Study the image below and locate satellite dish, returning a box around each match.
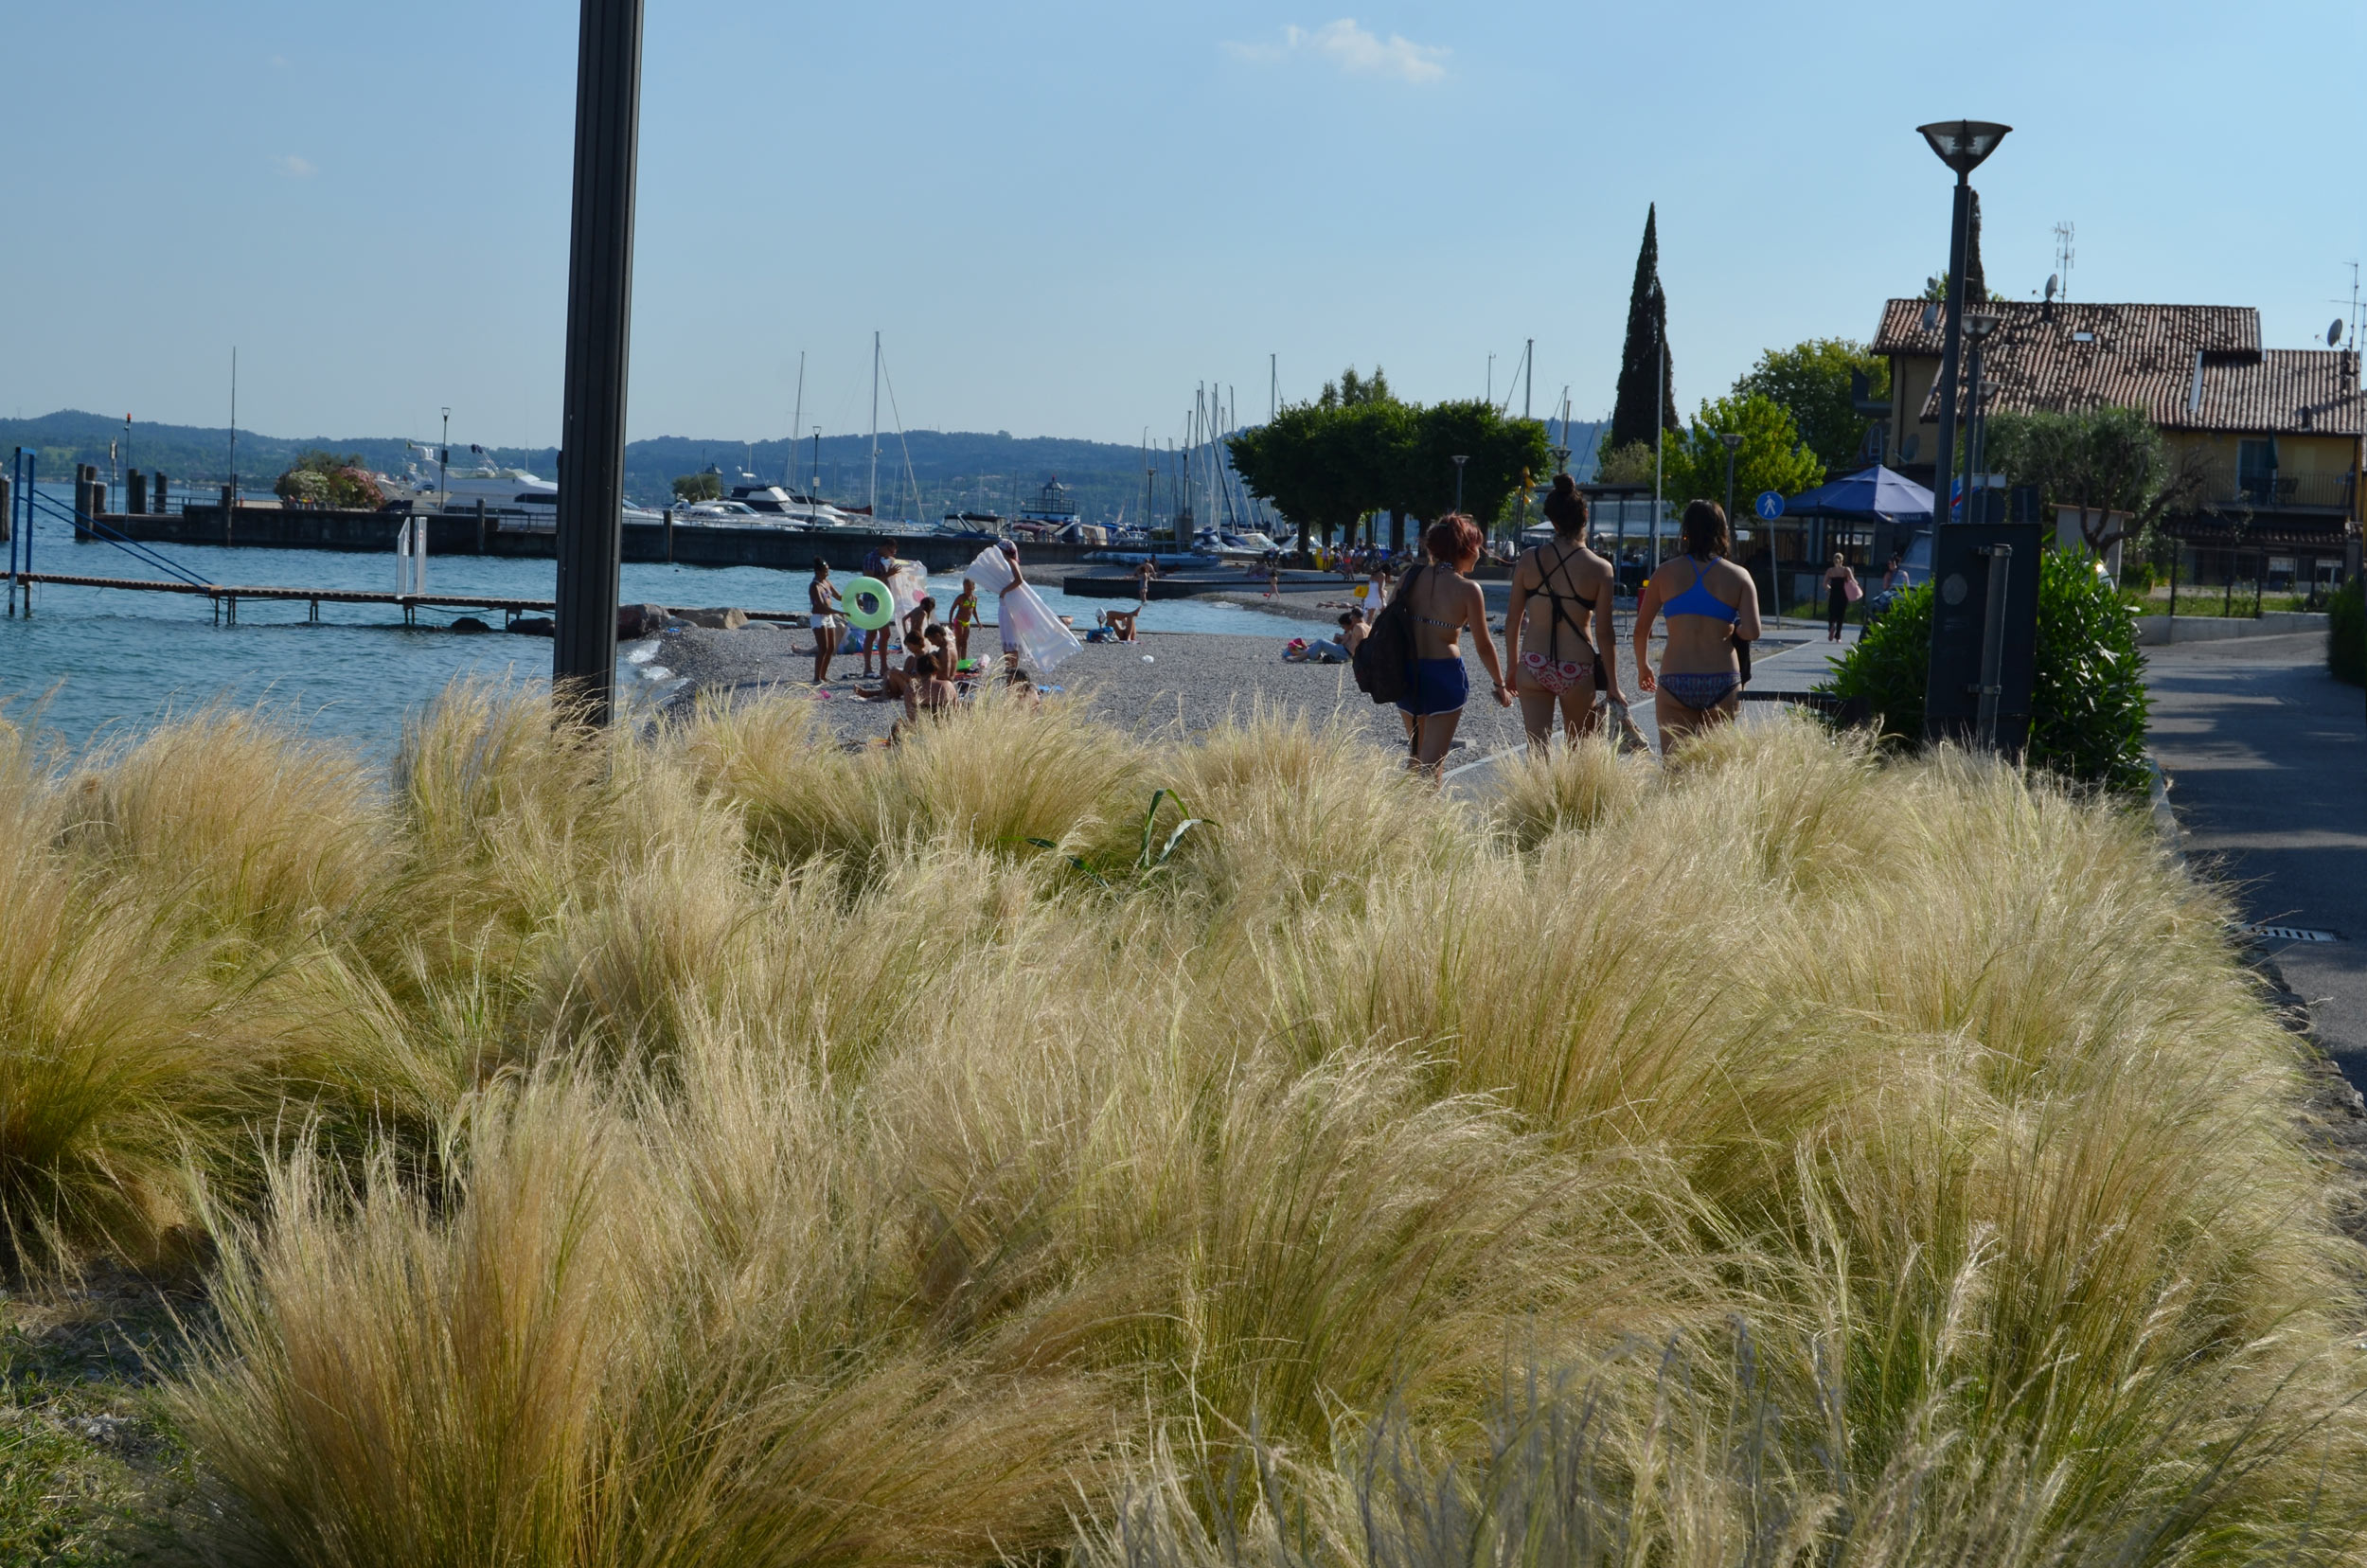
[2044,274,2058,303]
[1920,301,1941,330]
[2329,318,2345,347]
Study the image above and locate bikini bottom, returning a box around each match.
[1521,650,1606,696]
[1659,670,1741,713]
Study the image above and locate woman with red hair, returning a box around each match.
[1391,512,1510,770]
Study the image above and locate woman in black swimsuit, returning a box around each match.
[1503,474,1623,752]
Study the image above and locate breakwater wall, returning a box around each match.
[95,507,1112,576]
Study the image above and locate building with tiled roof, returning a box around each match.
[1872,297,2362,585]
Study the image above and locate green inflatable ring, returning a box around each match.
[842,575,895,631]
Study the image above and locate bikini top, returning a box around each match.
[1663,556,1739,625]
[1534,543,1596,661]
[1402,566,1460,631]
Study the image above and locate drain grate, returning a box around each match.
[2246,924,2343,944]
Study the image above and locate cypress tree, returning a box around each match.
[1963,190,1987,304]
[1610,205,1678,453]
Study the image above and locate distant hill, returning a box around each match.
[1,410,1605,522]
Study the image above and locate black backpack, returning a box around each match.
[1351,565,1424,706]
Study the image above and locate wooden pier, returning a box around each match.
[2,571,803,630]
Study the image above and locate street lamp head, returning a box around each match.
[1916,119,2011,175]
[1450,454,1469,466]
[1963,312,2002,340]
[1718,432,1744,453]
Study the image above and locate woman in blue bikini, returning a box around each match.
[1631,500,1762,754]
[1395,512,1511,772]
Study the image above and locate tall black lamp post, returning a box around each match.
[1962,312,2001,516]
[1450,454,1469,516]
[1914,120,2010,527]
[552,0,647,724]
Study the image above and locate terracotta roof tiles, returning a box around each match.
[1873,298,2363,437]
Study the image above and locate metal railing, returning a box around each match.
[2193,462,2355,512]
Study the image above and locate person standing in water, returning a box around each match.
[1632,501,1762,754]
[1395,513,1511,772]
[808,559,845,685]
[1503,474,1622,752]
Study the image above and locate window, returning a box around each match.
[2237,438,2278,502]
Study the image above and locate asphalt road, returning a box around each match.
[2145,633,2367,1081]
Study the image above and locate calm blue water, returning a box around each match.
[0,491,1318,751]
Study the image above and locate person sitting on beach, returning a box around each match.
[902,596,938,656]
[807,558,845,686]
[1100,606,1140,642]
[950,579,981,666]
[1632,500,1762,755]
[1504,474,1623,752]
[1396,514,1511,772]
[1284,608,1366,664]
[856,624,950,705]
[907,648,956,718]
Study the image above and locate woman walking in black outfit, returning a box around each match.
[1823,552,1859,642]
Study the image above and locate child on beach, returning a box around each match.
[950,579,981,665]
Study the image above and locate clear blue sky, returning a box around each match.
[5,0,2361,452]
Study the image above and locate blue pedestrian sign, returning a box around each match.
[1753,490,1786,521]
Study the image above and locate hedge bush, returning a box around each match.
[1820,549,2151,793]
[2331,577,2364,687]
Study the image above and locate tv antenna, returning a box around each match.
[2052,222,2075,302]
[2330,262,2360,352]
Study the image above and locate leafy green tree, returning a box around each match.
[1593,441,1657,487]
[672,471,722,503]
[1610,205,1678,453]
[1733,340,1890,472]
[1230,395,1411,552]
[1659,393,1824,517]
[1401,401,1549,530]
[1983,405,2212,554]
[1318,365,1394,409]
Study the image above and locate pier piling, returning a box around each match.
[474,498,488,554]
[128,470,147,515]
[152,472,168,514]
[220,484,235,546]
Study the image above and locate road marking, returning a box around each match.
[2246,924,2343,944]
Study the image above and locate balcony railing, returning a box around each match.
[2192,462,2356,512]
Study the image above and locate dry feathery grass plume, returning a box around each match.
[0,681,2357,1565]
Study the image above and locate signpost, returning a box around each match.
[1753,491,1785,522]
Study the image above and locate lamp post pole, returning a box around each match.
[1451,454,1468,515]
[1915,120,2010,528]
[1962,314,1999,514]
[551,0,646,724]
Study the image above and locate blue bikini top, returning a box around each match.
[1664,556,1739,624]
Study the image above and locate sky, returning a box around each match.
[4,0,2362,452]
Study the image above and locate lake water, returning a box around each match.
[0,490,1321,751]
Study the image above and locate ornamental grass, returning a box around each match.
[0,682,2358,1565]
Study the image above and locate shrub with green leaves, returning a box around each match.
[1820,549,2150,793]
[2331,577,2363,687]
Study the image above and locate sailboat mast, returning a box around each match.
[789,351,805,487]
[867,330,880,517]
[1524,338,1533,420]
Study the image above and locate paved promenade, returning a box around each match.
[2145,633,2365,1079]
